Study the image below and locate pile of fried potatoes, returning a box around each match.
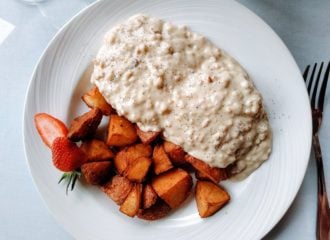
[67,86,231,220]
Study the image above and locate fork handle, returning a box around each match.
[312,134,330,240]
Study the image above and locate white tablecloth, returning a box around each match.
[0,0,329,239]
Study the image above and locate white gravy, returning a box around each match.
[91,14,272,180]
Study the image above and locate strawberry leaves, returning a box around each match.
[58,171,82,195]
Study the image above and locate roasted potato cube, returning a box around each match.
[114,144,152,174]
[124,157,152,182]
[185,155,228,183]
[152,144,173,175]
[100,175,132,205]
[119,183,142,217]
[114,152,128,175]
[107,115,138,147]
[82,87,113,115]
[68,108,102,141]
[195,170,209,181]
[81,161,112,185]
[136,126,160,144]
[137,199,171,221]
[195,180,230,218]
[163,141,186,165]
[151,168,192,208]
[142,184,158,209]
[80,139,114,162]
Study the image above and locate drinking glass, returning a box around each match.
[21,0,96,29]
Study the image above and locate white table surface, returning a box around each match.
[0,0,329,239]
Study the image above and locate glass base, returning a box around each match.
[37,0,95,29]
[20,0,47,5]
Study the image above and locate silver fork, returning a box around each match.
[303,62,330,240]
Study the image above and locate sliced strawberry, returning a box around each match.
[34,113,68,148]
[51,137,87,172]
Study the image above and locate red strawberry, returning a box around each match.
[34,113,68,148]
[51,137,87,172]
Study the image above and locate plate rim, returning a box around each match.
[22,0,312,239]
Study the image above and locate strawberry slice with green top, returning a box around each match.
[34,113,68,148]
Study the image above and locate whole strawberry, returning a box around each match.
[51,137,87,172]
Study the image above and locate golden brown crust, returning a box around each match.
[107,115,138,147]
[185,155,228,183]
[151,168,192,208]
[100,175,132,205]
[136,126,160,144]
[137,199,171,221]
[124,157,152,182]
[119,183,142,217]
[67,108,103,141]
[82,87,113,115]
[114,144,152,174]
[195,180,230,218]
[80,139,114,162]
[163,141,186,165]
[142,184,158,209]
[81,161,112,185]
[152,144,173,175]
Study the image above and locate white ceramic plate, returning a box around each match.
[23,0,312,239]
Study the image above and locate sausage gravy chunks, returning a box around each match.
[92,14,272,180]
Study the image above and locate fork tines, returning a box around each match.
[303,61,330,111]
